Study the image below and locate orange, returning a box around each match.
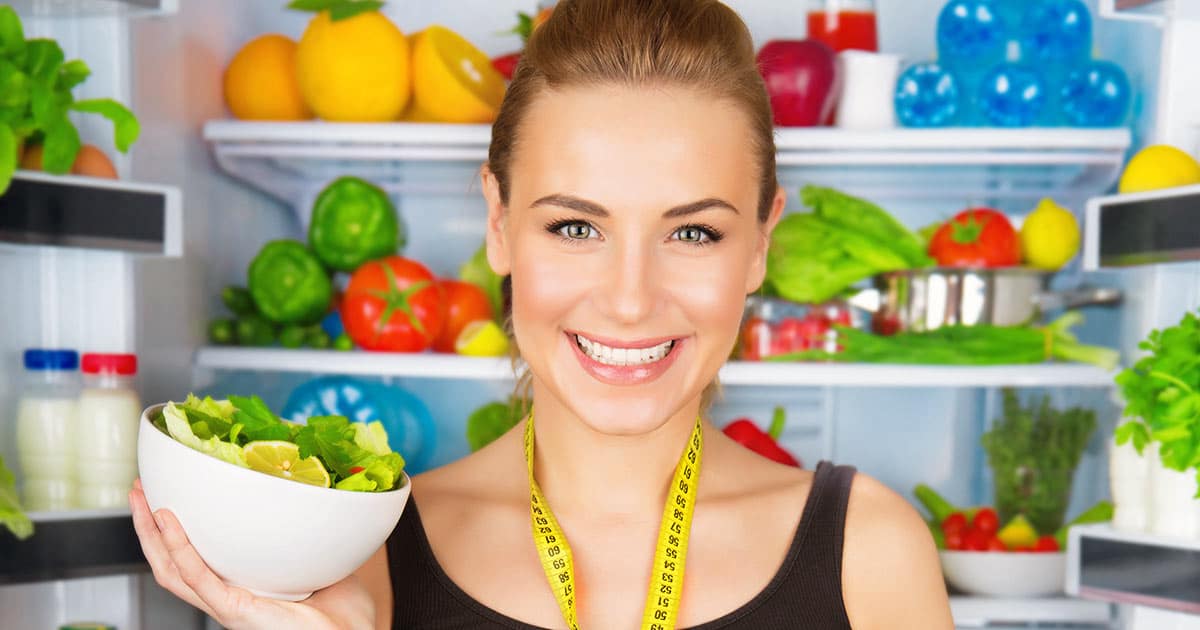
[223,34,312,121]
[19,143,117,179]
[296,10,410,122]
[410,26,505,124]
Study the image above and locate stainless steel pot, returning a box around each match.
[846,268,1122,334]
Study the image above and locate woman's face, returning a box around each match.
[482,85,784,435]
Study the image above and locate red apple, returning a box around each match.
[756,39,840,127]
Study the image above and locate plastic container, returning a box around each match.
[738,296,856,361]
[75,353,142,509]
[1059,60,1132,127]
[15,349,81,511]
[978,62,1047,127]
[807,0,877,53]
[894,62,960,127]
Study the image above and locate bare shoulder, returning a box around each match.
[410,423,528,519]
[841,472,954,630]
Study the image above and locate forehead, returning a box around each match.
[509,84,760,212]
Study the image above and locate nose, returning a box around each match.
[599,240,661,325]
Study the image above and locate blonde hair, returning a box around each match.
[488,0,776,408]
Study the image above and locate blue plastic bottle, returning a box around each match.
[1060,60,1132,127]
[937,0,1010,125]
[1017,0,1092,79]
[895,62,960,127]
[282,375,438,474]
[978,63,1047,127]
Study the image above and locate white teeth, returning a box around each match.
[575,334,674,367]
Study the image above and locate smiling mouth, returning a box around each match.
[572,333,679,367]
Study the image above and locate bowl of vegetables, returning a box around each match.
[137,395,410,601]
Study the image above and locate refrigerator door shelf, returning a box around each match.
[1083,183,1200,269]
[203,120,1131,230]
[1067,523,1200,616]
[8,0,177,18]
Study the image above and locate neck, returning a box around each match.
[526,383,703,521]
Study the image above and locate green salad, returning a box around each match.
[152,395,405,492]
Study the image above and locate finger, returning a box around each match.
[157,508,256,624]
[133,478,142,491]
[128,489,216,617]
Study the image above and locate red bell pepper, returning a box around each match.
[722,407,801,467]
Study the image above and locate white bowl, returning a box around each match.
[939,550,1066,597]
[137,403,411,601]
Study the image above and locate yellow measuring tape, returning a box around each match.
[524,411,703,630]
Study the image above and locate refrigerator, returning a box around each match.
[1,0,1198,628]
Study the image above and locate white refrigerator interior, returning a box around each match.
[0,0,1197,629]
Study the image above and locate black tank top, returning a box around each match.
[387,460,856,629]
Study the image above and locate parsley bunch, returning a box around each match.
[1115,309,1200,493]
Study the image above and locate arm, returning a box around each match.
[354,546,393,630]
[841,473,954,630]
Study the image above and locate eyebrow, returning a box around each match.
[530,194,740,218]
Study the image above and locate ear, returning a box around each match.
[745,185,786,293]
[480,164,512,276]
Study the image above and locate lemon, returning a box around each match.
[410,26,506,123]
[223,34,312,121]
[244,441,331,488]
[1020,198,1081,270]
[455,319,509,357]
[996,514,1039,550]
[1118,144,1200,194]
[296,10,410,122]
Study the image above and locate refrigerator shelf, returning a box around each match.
[1067,523,1200,615]
[194,346,1117,388]
[7,0,177,17]
[203,120,1132,216]
[1083,183,1200,269]
[0,171,183,257]
[949,595,1112,628]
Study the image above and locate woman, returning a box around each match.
[130,0,952,628]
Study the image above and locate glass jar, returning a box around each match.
[737,296,858,361]
[807,0,878,53]
[15,349,80,511]
[75,353,142,509]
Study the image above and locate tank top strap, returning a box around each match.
[804,460,857,576]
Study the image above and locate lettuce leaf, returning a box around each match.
[0,455,32,540]
[163,401,248,469]
[353,421,391,456]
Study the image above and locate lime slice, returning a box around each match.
[244,440,331,488]
[455,319,509,357]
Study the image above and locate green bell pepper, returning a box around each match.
[248,240,333,325]
[308,176,402,272]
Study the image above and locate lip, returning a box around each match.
[565,331,684,386]
[565,330,680,350]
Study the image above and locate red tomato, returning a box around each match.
[963,528,990,551]
[972,508,1000,536]
[986,536,1007,552]
[740,317,772,360]
[945,531,965,551]
[431,280,495,353]
[775,317,809,353]
[1033,535,1060,553]
[491,51,521,80]
[941,512,968,537]
[342,256,446,352]
[928,208,1020,268]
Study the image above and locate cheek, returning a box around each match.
[508,240,585,345]
[668,257,750,340]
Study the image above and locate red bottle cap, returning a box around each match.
[81,353,138,375]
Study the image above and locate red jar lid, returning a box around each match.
[81,353,138,375]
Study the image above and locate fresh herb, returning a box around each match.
[773,311,1119,369]
[1114,308,1200,492]
[0,455,33,540]
[0,6,139,193]
[765,186,933,303]
[982,389,1097,534]
[287,0,384,22]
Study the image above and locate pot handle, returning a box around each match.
[1034,286,1123,311]
[846,288,882,313]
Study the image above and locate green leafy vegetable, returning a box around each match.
[1115,308,1200,494]
[287,0,385,21]
[983,389,1097,534]
[466,397,530,452]
[1,455,33,540]
[765,186,934,303]
[163,401,248,469]
[0,7,139,193]
[229,395,296,442]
